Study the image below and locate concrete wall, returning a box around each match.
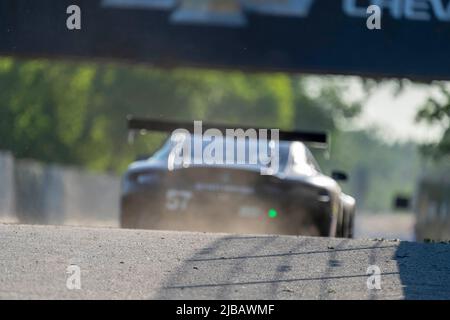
[56,165,120,226]
[0,151,120,227]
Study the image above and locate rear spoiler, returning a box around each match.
[127,116,328,149]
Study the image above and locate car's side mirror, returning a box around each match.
[393,195,411,210]
[331,170,348,182]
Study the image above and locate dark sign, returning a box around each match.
[0,0,449,80]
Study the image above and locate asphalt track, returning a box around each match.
[1,223,450,299]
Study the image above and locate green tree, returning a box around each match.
[0,58,361,173]
[416,82,450,158]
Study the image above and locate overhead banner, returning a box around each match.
[0,0,449,80]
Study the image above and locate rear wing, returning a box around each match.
[127,116,328,149]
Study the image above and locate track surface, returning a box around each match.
[1,224,450,299]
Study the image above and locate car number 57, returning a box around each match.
[165,189,193,211]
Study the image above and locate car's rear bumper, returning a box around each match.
[120,184,335,236]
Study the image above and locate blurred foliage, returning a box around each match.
[0,57,424,211]
[0,57,358,171]
[416,82,450,159]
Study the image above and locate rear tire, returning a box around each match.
[120,197,143,229]
[341,210,355,238]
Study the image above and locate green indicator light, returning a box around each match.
[268,209,278,219]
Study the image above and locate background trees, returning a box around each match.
[416,82,450,159]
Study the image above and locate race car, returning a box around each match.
[120,117,356,238]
